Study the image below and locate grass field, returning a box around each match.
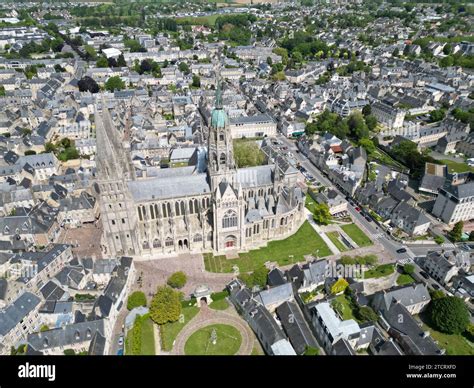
[160,306,199,351]
[364,264,395,279]
[327,231,348,252]
[204,221,332,273]
[341,224,373,247]
[176,14,221,26]
[184,324,242,355]
[419,314,474,355]
[331,295,356,321]
[440,159,474,174]
[209,298,229,310]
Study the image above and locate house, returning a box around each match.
[0,292,42,355]
[316,189,348,216]
[371,283,431,316]
[275,301,319,355]
[377,301,442,355]
[286,259,329,292]
[227,279,296,355]
[422,250,471,285]
[432,174,474,225]
[255,282,294,312]
[27,319,108,355]
[372,100,405,130]
[390,201,431,236]
[310,301,368,355]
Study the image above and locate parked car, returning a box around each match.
[420,271,430,280]
[396,248,407,254]
[432,284,441,290]
[118,336,124,346]
[355,207,361,212]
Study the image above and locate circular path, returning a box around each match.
[172,304,254,355]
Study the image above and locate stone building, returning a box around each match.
[96,86,305,257]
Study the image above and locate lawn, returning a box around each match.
[209,298,229,311]
[440,159,474,174]
[341,224,373,247]
[327,231,348,252]
[419,314,474,355]
[184,324,242,355]
[364,264,395,279]
[175,14,221,26]
[331,295,356,321]
[125,316,155,355]
[204,221,332,273]
[396,273,415,286]
[160,306,199,351]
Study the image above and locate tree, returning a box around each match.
[362,104,372,117]
[358,138,375,154]
[0,85,5,97]
[365,115,378,131]
[348,112,369,140]
[140,59,152,73]
[167,271,187,289]
[105,76,125,92]
[355,306,379,322]
[149,286,181,325]
[429,108,446,123]
[429,296,469,334]
[403,264,415,274]
[434,235,445,245]
[469,231,474,241]
[233,141,265,168]
[78,76,99,93]
[448,221,464,242]
[117,54,126,67]
[96,56,109,68]
[127,291,147,310]
[313,203,331,225]
[330,278,349,294]
[40,324,50,332]
[178,61,190,74]
[192,74,201,88]
[239,266,268,289]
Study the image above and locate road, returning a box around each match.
[276,135,442,262]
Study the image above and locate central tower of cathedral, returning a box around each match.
[207,82,236,191]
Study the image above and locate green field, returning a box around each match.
[440,159,474,174]
[209,298,229,310]
[184,324,242,355]
[341,224,373,247]
[125,316,155,355]
[204,221,332,273]
[364,264,395,279]
[160,306,200,351]
[176,14,221,26]
[327,231,348,252]
[419,314,474,355]
[331,295,356,321]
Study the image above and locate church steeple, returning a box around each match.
[207,80,236,190]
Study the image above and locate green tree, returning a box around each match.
[448,221,464,242]
[429,296,470,334]
[178,62,190,74]
[403,264,415,274]
[149,286,181,325]
[40,324,50,332]
[429,108,447,123]
[105,76,125,92]
[167,271,187,289]
[127,291,147,310]
[192,74,201,88]
[96,56,109,68]
[312,203,331,225]
[469,231,474,241]
[330,278,349,294]
[362,104,372,117]
[358,138,375,154]
[348,112,369,140]
[355,306,379,322]
[239,266,268,289]
[434,235,445,245]
[365,115,378,131]
[0,85,5,97]
[117,54,127,67]
[233,141,265,168]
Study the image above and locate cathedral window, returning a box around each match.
[220,153,226,165]
[219,133,224,141]
[150,205,155,219]
[180,201,185,215]
[153,239,161,248]
[189,200,194,214]
[193,234,202,242]
[165,237,173,247]
[175,202,180,216]
[222,210,237,228]
[138,207,142,221]
[162,203,167,218]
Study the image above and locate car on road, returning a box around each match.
[420,271,430,280]
[365,216,373,222]
[117,349,124,356]
[396,248,407,254]
[432,284,441,290]
[118,336,124,346]
[355,207,361,212]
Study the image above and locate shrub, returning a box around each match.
[403,264,415,274]
[211,290,229,301]
[330,278,349,295]
[127,291,147,310]
[150,286,182,325]
[167,271,187,289]
[434,235,445,245]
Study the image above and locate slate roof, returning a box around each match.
[372,283,430,313]
[0,292,41,336]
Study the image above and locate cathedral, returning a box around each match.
[95,86,306,257]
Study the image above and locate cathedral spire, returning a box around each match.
[215,78,223,110]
